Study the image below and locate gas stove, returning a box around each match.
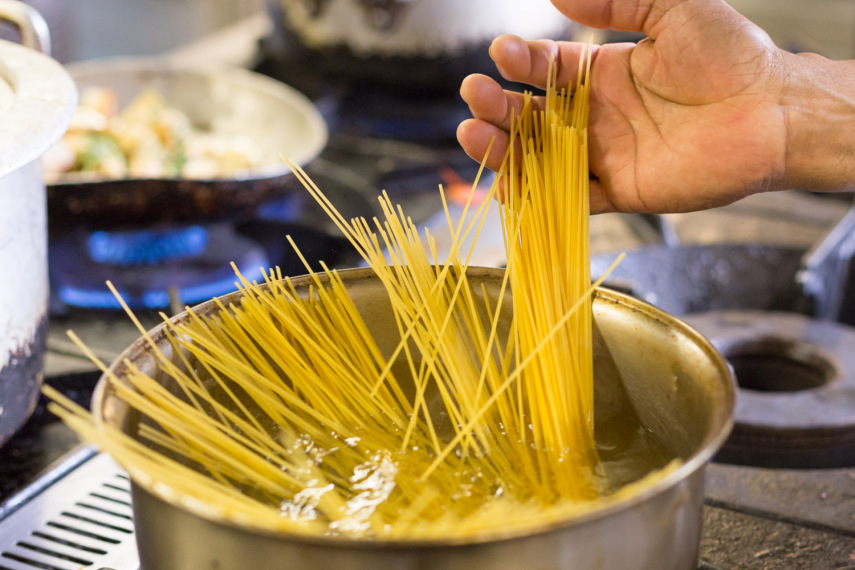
[4,13,855,570]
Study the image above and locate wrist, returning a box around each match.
[779,53,855,192]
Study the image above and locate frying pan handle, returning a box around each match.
[0,0,50,55]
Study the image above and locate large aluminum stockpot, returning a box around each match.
[0,0,76,446]
[93,267,734,570]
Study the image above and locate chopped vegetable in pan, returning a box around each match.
[45,87,263,182]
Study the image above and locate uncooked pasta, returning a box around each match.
[45,50,673,540]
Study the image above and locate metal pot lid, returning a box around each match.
[0,38,76,178]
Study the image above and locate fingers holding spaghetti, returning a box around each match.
[460,35,604,206]
[459,74,528,131]
[489,35,598,89]
[458,74,532,171]
[460,38,596,132]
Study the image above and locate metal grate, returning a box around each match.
[0,448,139,570]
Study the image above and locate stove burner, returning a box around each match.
[724,337,835,393]
[50,224,268,311]
[688,310,855,469]
[86,226,209,266]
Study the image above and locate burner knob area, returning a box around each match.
[687,310,855,469]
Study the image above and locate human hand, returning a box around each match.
[457,0,855,214]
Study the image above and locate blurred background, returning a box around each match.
[3,0,855,62]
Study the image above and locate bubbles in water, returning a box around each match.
[452,483,474,500]
[280,482,335,522]
[330,451,399,534]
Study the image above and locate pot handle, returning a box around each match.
[0,0,50,55]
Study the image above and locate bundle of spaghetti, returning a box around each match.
[494,45,600,501]
[44,47,623,537]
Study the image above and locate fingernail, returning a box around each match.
[488,35,505,61]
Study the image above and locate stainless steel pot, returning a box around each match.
[271,0,570,95]
[0,0,76,446]
[93,266,734,570]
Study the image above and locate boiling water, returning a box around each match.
[149,353,679,537]
[385,357,677,493]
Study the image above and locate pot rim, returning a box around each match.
[0,39,76,178]
[91,266,735,548]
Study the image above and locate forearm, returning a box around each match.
[779,53,855,192]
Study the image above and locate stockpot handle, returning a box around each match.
[0,0,50,55]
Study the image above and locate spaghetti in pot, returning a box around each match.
[45,51,676,539]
